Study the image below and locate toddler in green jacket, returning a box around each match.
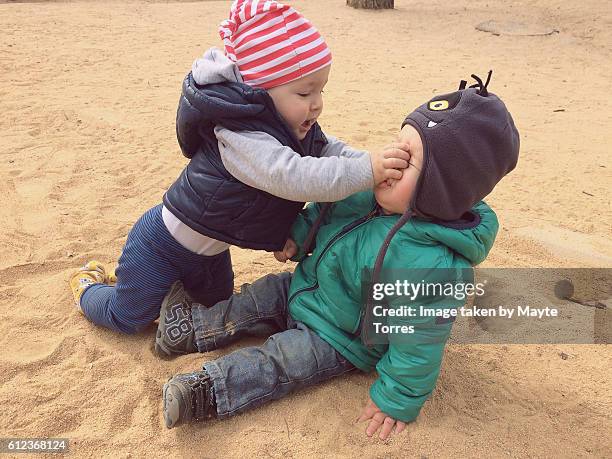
[155,73,520,439]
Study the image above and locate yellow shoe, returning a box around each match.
[70,261,107,306]
[106,266,117,284]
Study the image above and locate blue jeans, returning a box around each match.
[81,205,234,334]
[191,272,355,418]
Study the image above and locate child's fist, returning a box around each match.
[274,238,298,263]
[370,142,411,185]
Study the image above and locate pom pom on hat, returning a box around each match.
[219,0,332,89]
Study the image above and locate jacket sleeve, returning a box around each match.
[215,127,374,202]
[369,313,452,423]
[365,257,460,422]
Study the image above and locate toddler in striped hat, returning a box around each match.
[69,0,411,337]
[219,0,332,90]
[216,0,334,141]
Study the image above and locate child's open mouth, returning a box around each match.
[300,119,314,130]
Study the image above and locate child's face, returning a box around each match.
[266,65,330,141]
[374,124,424,214]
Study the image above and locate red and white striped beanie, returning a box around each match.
[219,0,332,89]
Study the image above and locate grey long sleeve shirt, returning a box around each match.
[215,126,374,203]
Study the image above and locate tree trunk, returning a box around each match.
[347,0,394,9]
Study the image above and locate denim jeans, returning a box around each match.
[191,272,355,419]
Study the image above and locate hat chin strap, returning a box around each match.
[302,203,333,255]
[361,207,414,345]
[371,208,414,281]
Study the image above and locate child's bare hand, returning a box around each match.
[370,142,411,185]
[357,396,407,440]
[274,238,297,262]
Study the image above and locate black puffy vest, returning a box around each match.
[163,73,328,251]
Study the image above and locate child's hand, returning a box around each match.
[370,142,411,186]
[357,396,407,440]
[274,238,298,262]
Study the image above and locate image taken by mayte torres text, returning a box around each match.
[360,268,611,345]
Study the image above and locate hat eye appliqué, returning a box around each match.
[429,100,449,111]
[427,91,462,112]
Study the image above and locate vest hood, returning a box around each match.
[176,48,301,158]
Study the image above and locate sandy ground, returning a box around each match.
[1,0,611,457]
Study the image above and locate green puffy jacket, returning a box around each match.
[288,191,498,423]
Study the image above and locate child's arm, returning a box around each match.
[215,127,409,203]
[366,296,453,429]
[356,245,456,434]
[319,134,370,159]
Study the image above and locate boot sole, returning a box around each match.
[162,379,189,428]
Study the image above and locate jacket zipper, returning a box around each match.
[287,206,383,305]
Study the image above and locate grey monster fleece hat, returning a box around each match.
[403,73,520,222]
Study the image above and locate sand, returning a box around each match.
[1,0,611,457]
